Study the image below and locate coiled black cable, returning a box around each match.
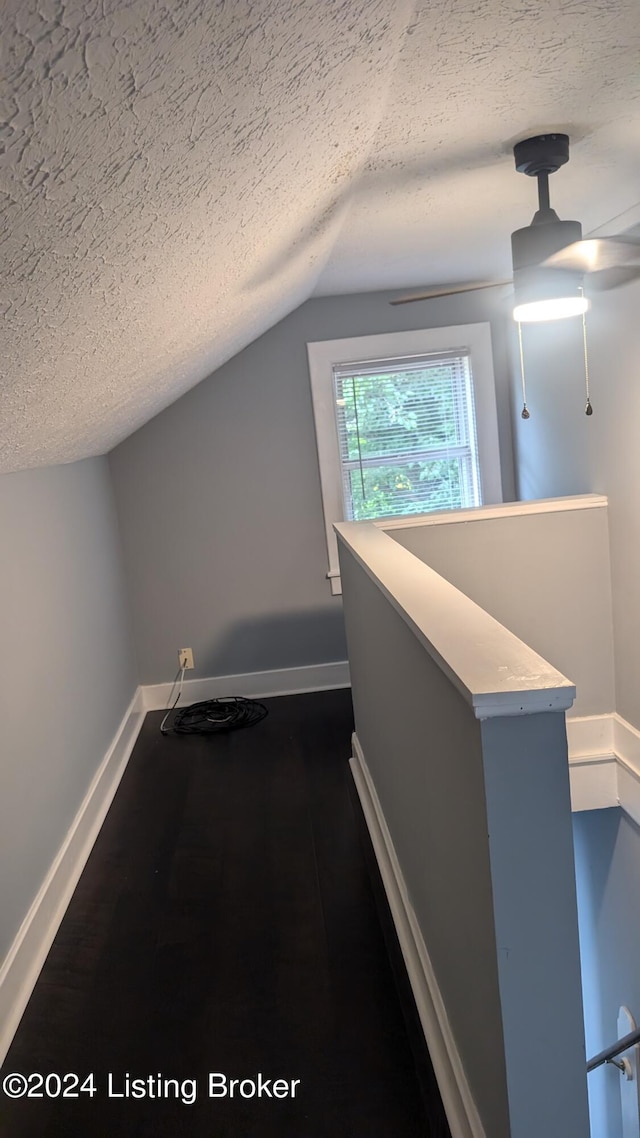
[166,696,268,735]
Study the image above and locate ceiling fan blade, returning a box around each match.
[543,237,640,274]
[390,279,512,305]
[584,265,640,292]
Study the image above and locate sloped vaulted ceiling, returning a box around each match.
[3,0,640,472]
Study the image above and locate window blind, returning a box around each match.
[332,350,481,522]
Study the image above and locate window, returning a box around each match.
[307,324,502,593]
[333,351,481,521]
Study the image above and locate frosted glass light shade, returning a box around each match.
[513,295,589,322]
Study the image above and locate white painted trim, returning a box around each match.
[307,323,502,591]
[613,714,640,830]
[327,570,343,596]
[336,521,575,718]
[0,689,144,1067]
[350,734,487,1138]
[141,660,350,711]
[568,753,619,812]
[375,492,608,530]
[614,714,640,773]
[567,714,618,812]
[567,713,640,822]
[566,713,615,760]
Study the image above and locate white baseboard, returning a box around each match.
[142,659,350,711]
[0,689,144,1067]
[567,712,640,824]
[350,734,486,1138]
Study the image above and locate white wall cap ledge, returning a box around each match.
[335,521,575,720]
[374,493,608,531]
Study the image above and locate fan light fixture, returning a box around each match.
[513,294,589,322]
[510,135,589,325]
[390,130,640,413]
[391,132,640,321]
[509,136,594,415]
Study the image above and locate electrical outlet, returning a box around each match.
[178,647,194,670]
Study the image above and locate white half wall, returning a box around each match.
[386,495,615,719]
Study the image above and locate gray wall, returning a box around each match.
[339,544,511,1137]
[573,808,640,1138]
[0,458,138,963]
[340,541,590,1137]
[511,278,640,728]
[481,713,590,1138]
[109,287,515,684]
[390,507,615,718]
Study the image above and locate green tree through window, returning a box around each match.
[334,354,480,521]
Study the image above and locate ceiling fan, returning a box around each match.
[392,133,640,320]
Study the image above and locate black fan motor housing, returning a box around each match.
[511,217,582,272]
[512,217,584,303]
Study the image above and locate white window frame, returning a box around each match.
[307,323,502,594]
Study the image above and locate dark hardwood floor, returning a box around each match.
[1,689,449,1137]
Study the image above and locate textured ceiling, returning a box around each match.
[3,0,640,471]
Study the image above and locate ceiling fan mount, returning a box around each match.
[512,132,570,178]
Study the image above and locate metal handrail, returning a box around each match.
[587,1027,640,1073]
